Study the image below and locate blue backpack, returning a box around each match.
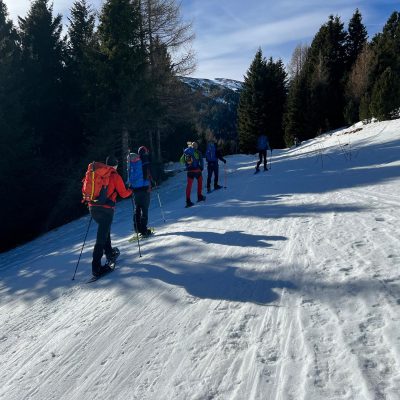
[205,143,217,162]
[183,147,200,169]
[128,153,150,188]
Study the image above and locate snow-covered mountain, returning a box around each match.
[180,76,242,141]
[1,119,400,399]
[180,76,243,94]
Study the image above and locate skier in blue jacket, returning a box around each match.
[255,134,271,172]
[128,146,153,237]
[205,140,226,192]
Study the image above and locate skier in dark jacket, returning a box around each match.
[205,140,226,192]
[255,134,271,172]
[89,155,132,277]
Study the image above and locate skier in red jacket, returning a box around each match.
[89,155,132,277]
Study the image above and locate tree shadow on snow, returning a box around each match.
[156,230,287,248]
[129,263,297,305]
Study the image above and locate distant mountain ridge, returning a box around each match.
[180,77,242,143]
[180,77,243,93]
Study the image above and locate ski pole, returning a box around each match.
[224,163,227,188]
[154,182,166,223]
[131,195,142,257]
[269,149,272,170]
[72,216,92,280]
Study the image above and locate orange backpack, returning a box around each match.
[82,162,116,204]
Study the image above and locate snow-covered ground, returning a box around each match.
[1,120,400,400]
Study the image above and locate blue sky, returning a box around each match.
[3,0,400,81]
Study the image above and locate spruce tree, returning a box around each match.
[96,0,147,171]
[0,1,34,251]
[346,9,368,70]
[367,11,400,121]
[370,12,400,81]
[370,67,400,120]
[264,58,287,148]
[284,74,310,145]
[343,9,368,123]
[68,0,96,63]
[18,0,66,161]
[65,0,97,155]
[304,15,347,134]
[0,1,22,144]
[237,49,268,153]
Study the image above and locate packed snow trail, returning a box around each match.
[1,120,400,399]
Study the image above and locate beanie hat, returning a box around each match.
[106,155,118,167]
[138,146,149,156]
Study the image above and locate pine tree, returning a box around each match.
[96,0,147,169]
[284,74,310,145]
[343,9,368,124]
[370,12,400,81]
[0,1,34,251]
[65,0,97,155]
[18,0,66,160]
[357,11,400,122]
[370,67,400,120]
[17,0,73,236]
[304,15,347,134]
[238,50,287,151]
[346,9,368,70]
[0,1,22,142]
[237,49,268,153]
[264,58,287,148]
[68,0,96,63]
[359,92,372,121]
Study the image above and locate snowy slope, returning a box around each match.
[1,120,400,400]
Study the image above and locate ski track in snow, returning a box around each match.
[1,120,400,399]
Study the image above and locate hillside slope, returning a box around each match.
[1,120,400,400]
[180,77,241,142]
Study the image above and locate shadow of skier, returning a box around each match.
[131,263,296,305]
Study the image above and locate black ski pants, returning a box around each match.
[89,206,114,274]
[206,162,220,189]
[133,190,150,234]
[256,150,267,170]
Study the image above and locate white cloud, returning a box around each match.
[195,8,357,60]
[192,54,250,81]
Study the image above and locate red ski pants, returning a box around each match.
[186,171,202,200]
